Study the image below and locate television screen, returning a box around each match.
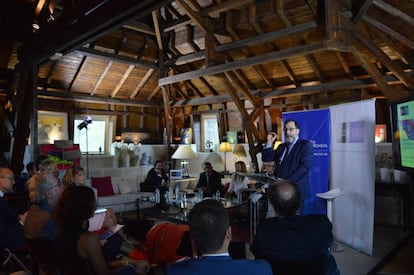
[389,96,414,172]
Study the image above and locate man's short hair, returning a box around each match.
[268,180,301,217]
[284,119,300,130]
[188,199,229,253]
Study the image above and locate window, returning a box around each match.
[201,114,220,152]
[74,115,113,154]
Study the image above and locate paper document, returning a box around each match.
[98,224,125,240]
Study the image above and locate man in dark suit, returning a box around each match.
[262,119,313,214]
[141,160,169,192]
[0,167,26,253]
[166,199,272,275]
[250,180,339,275]
[196,162,222,198]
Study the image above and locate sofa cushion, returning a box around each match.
[118,178,138,194]
[91,176,115,197]
[118,181,132,194]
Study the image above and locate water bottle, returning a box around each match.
[198,188,203,200]
[155,188,160,204]
[237,192,242,204]
[215,190,221,200]
[175,186,181,203]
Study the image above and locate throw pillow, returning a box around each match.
[118,180,132,194]
[91,176,114,197]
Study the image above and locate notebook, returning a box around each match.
[88,208,107,232]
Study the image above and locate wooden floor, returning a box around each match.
[334,226,411,275]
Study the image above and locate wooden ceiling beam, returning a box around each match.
[372,0,414,27]
[159,41,328,86]
[363,16,414,50]
[37,90,160,107]
[18,0,173,68]
[111,65,135,98]
[342,15,414,89]
[353,50,399,101]
[123,21,156,36]
[200,0,255,17]
[352,0,374,23]
[75,47,158,70]
[129,68,155,99]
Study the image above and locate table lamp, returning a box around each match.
[232,144,247,161]
[219,142,232,173]
[172,145,196,177]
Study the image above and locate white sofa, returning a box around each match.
[88,166,155,213]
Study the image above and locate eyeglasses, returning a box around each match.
[284,128,297,132]
[0,175,14,181]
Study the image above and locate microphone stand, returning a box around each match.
[85,125,89,179]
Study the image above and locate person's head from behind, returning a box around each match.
[39,159,59,179]
[26,162,37,176]
[268,180,301,217]
[234,161,247,173]
[188,199,230,254]
[202,162,213,175]
[32,173,64,207]
[62,166,85,188]
[55,186,96,231]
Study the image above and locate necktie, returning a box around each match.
[206,174,210,188]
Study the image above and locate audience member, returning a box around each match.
[26,162,37,177]
[167,199,272,275]
[39,158,60,179]
[250,180,339,275]
[24,173,63,241]
[141,160,169,192]
[62,165,86,189]
[225,161,249,199]
[196,162,222,198]
[0,167,26,252]
[54,186,150,275]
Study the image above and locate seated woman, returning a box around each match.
[54,186,150,275]
[225,161,249,199]
[62,165,86,189]
[62,165,119,261]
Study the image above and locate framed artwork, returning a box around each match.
[375,124,386,143]
[38,111,68,144]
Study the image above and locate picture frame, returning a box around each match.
[38,111,68,144]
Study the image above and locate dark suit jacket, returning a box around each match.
[142,168,169,192]
[262,139,313,199]
[250,215,339,274]
[196,170,222,197]
[0,197,26,252]
[166,255,272,275]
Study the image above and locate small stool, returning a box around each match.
[316,188,344,252]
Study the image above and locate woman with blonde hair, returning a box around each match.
[62,165,86,189]
[225,161,249,198]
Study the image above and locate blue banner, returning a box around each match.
[283,109,330,215]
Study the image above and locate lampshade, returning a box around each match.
[172,145,196,159]
[219,142,232,153]
[232,144,247,157]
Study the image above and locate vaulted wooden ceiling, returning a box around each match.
[1,0,414,171]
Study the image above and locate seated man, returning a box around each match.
[0,167,26,252]
[166,199,272,275]
[196,162,222,198]
[250,180,339,275]
[141,160,169,192]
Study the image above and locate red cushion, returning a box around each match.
[91,176,114,197]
